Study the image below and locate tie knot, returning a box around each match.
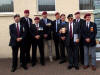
[17,23,19,26]
[70,22,72,25]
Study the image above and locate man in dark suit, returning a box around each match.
[9,14,28,72]
[40,11,53,62]
[66,14,80,70]
[52,12,61,60]
[20,10,33,64]
[82,13,97,71]
[30,17,45,67]
[74,12,85,65]
[58,14,68,64]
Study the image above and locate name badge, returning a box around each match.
[74,34,78,42]
[90,27,94,32]
[38,27,43,31]
[46,23,51,26]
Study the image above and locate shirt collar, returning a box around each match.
[35,23,39,27]
[15,22,20,25]
[76,19,80,22]
[86,21,90,24]
[62,21,66,24]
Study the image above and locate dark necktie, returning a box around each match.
[70,23,72,39]
[17,23,20,37]
[76,19,79,24]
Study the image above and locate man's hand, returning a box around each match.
[44,34,48,38]
[61,36,66,40]
[76,39,79,43]
[16,38,22,42]
[35,35,40,39]
[85,38,91,43]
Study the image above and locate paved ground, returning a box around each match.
[0,58,100,75]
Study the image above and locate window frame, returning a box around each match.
[79,0,94,11]
[0,0,14,14]
[37,0,56,14]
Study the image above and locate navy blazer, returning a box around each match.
[52,19,61,39]
[74,19,85,37]
[20,17,33,39]
[58,21,68,37]
[40,18,53,40]
[58,21,80,46]
[67,22,80,46]
[81,21,97,47]
[9,23,27,46]
[30,23,44,40]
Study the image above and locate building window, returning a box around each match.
[79,0,94,10]
[0,0,14,12]
[38,0,55,12]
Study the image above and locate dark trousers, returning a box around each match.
[11,42,26,68]
[79,39,84,65]
[32,39,45,64]
[60,39,66,60]
[67,39,79,67]
[25,37,32,63]
[53,35,60,58]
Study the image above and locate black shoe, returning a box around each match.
[75,66,79,70]
[68,66,73,70]
[26,61,31,64]
[41,62,45,66]
[11,68,16,72]
[32,63,36,67]
[22,66,28,70]
[20,63,23,67]
[59,60,66,64]
[81,62,84,65]
[55,57,60,61]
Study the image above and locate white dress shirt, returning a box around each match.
[15,22,21,31]
[86,21,90,28]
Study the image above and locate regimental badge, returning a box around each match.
[46,22,51,26]
[38,27,43,31]
[90,27,94,32]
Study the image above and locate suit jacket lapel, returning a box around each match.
[42,19,46,25]
[67,22,69,33]
[73,22,76,33]
[89,22,92,29]
[13,23,18,36]
[20,23,22,33]
[14,23,17,32]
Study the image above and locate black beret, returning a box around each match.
[67,14,73,18]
